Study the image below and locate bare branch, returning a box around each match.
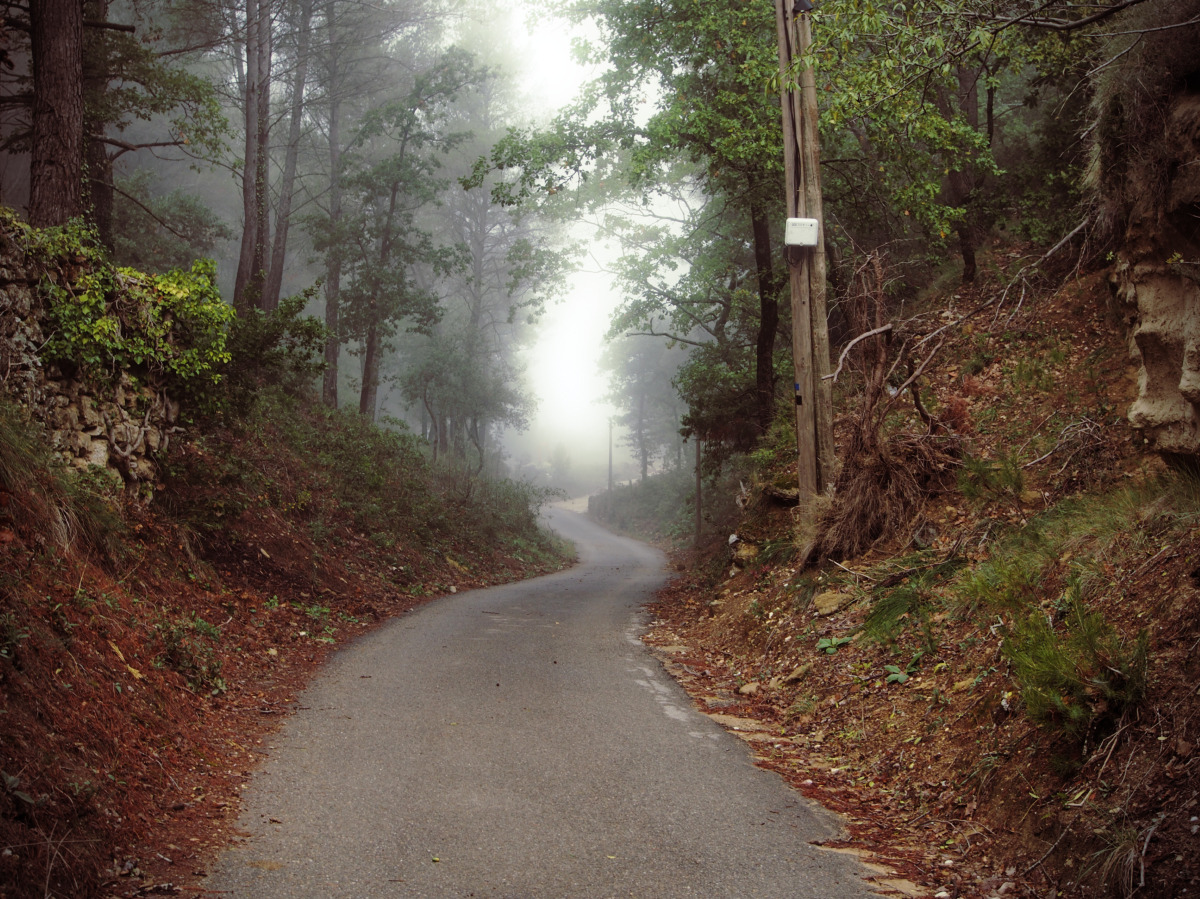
[83,19,135,33]
[106,181,191,241]
[824,324,893,383]
[100,137,188,160]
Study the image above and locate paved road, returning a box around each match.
[206,508,876,898]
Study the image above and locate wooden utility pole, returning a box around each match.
[694,438,702,547]
[608,418,614,494]
[775,0,835,497]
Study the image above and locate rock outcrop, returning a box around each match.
[1093,2,1200,459]
[1111,93,1200,457]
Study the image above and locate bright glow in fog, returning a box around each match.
[524,268,620,451]
[502,8,632,486]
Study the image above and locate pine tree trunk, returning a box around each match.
[252,3,272,306]
[321,81,342,408]
[359,317,380,420]
[29,0,84,227]
[234,0,262,311]
[264,0,313,312]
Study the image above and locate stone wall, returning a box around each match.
[0,224,179,490]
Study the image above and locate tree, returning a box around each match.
[6,0,226,234]
[470,0,791,437]
[28,0,84,226]
[110,170,232,271]
[301,0,446,409]
[262,0,314,312]
[330,46,487,420]
[602,335,685,482]
[232,0,273,311]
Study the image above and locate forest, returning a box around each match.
[3,0,1200,895]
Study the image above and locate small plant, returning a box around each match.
[958,451,1025,503]
[784,695,817,720]
[1003,591,1148,743]
[0,612,29,661]
[884,650,925,684]
[155,613,225,694]
[1,771,43,809]
[816,635,853,654]
[1089,823,1143,898]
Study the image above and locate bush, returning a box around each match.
[32,219,234,394]
[155,613,225,694]
[1003,586,1148,744]
[221,288,327,413]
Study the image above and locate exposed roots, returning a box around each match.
[809,432,959,562]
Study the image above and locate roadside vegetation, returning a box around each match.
[609,252,1199,897]
[0,219,568,898]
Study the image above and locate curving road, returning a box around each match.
[206,507,876,898]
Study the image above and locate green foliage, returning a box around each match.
[154,613,226,694]
[589,467,705,545]
[111,171,234,273]
[433,465,565,548]
[0,612,30,662]
[601,335,686,479]
[1003,590,1148,742]
[295,403,436,537]
[862,557,964,643]
[222,288,328,412]
[958,451,1025,503]
[676,341,762,465]
[817,635,853,654]
[24,218,234,392]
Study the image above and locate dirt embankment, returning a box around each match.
[637,269,1200,899]
[0,422,568,899]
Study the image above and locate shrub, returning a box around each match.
[1003,586,1148,743]
[155,613,225,694]
[221,288,327,413]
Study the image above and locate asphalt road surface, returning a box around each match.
[206,507,877,898]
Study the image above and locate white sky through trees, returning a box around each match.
[506,7,629,485]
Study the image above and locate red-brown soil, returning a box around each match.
[635,268,1200,898]
[0,422,567,899]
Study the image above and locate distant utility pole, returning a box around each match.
[775,0,835,498]
[608,418,614,495]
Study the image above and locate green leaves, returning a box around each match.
[816,635,853,654]
[33,220,234,391]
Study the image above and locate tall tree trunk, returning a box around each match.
[29,0,84,227]
[264,0,313,312]
[234,0,262,311]
[252,0,272,305]
[638,387,649,482]
[321,67,342,408]
[82,0,113,247]
[750,197,780,436]
[943,65,982,285]
[358,181,400,420]
[359,315,380,418]
[436,414,448,459]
